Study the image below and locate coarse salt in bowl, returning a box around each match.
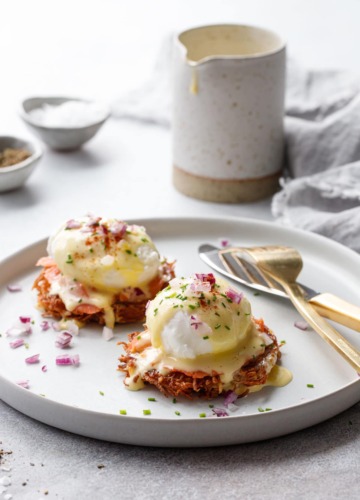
[20,97,110,151]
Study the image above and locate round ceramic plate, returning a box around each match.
[1,217,360,447]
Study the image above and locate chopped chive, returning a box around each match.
[143,409,151,415]
[221,302,226,308]
[154,308,158,316]
[119,409,127,415]
[89,248,94,253]
[208,404,214,408]
[99,391,104,396]
[307,384,314,388]
[203,336,209,340]
[141,238,148,243]
[66,254,73,264]
[214,312,220,317]
[280,340,286,344]
[172,398,177,404]
[175,411,181,416]
[148,397,156,402]
[225,325,230,331]
[215,324,221,330]
[78,299,82,303]
[188,304,196,310]
[125,249,132,255]
[253,292,260,296]
[199,413,206,418]
[137,335,141,340]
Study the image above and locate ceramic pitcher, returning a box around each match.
[172,24,286,203]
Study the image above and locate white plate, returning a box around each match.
[1,216,360,447]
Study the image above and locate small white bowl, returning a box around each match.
[20,96,110,151]
[0,136,42,192]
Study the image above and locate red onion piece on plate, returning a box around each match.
[56,354,80,366]
[25,354,40,364]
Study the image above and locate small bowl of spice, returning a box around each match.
[0,136,42,192]
[20,96,110,151]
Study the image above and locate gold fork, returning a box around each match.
[239,245,360,373]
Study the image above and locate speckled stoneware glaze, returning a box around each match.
[172,24,286,203]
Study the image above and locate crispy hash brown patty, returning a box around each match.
[33,260,175,325]
[118,318,281,399]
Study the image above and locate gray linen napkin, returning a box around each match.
[112,44,360,252]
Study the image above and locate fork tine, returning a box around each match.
[219,250,255,283]
[219,249,284,293]
[233,254,282,290]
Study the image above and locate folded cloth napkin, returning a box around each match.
[112,42,360,253]
[272,163,360,252]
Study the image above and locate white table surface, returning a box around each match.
[1,1,360,498]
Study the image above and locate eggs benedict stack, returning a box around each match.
[119,273,291,399]
[33,215,175,329]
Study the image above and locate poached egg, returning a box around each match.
[45,215,164,327]
[123,273,292,393]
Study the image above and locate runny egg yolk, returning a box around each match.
[47,216,161,293]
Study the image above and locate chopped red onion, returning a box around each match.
[212,407,229,417]
[294,320,309,331]
[40,320,50,331]
[190,315,202,330]
[86,215,101,228]
[41,365,47,372]
[9,338,25,349]
[190,280,211,293]
[55,332,73,348]
[145,300,150,310]
[102,326,114,341]
[6,321,32,337]
[19,316,31,324]
[25,354,40,364]
[7,284,22,292]
[16,380,30,389]
[220,239,231,248]
[225,288,243,304]
[195,273,216,285]
[110,221,127,238]
[56,354,80,366]
[224,390,238,407]
[189,315,212,336]
[65,219,82,230]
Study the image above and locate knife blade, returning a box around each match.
[198,243,360,333]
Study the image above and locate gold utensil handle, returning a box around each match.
[309,293,360,333]
[285,282,360,373]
